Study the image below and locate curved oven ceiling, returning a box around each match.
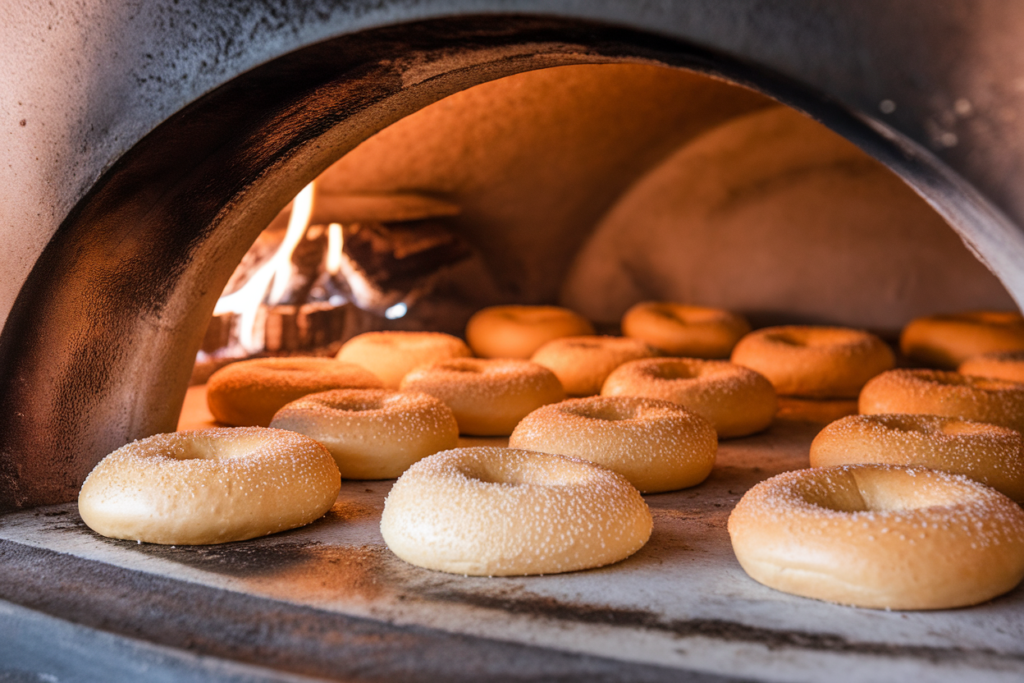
[1,5,1023,508]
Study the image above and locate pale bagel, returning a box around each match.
[728,465,1024,609]
[79,428,340,545]
[811,413,1024,502]
[380,447,652,576]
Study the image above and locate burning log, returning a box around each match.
[205,185,470,358]
[335,219,473,314]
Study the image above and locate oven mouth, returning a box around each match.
[0,13,1020,511]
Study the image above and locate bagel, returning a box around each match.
[509,396,716,492]
[206,357,383,427]
[811,413,1024,502]
[400,358,564,436]
[336,331,472,388]
[79,428,340,545]
[270,388,459,479]
[380,447,652,575]
[859,369,1024,434]
[465,305,594,358]
[621,302,750,358]
[530,336,659,396]
[731,326,895,398]
[959,351,1024,383]
[601,358,776,438]
[728,465,1024,609]
[901,311,1024,369]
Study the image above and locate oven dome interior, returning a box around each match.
[237,62,1012,348]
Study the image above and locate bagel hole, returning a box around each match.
[459,455,584,487]
[648,363,699,381]
[323,398,385,413]
[565,401,643,422]
[563,340,603,350]
[941,420,1003,437]
[765,328,861,348]
[871,414,939,435]
[847,468,968,511]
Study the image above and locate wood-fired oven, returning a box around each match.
[2,1,1024,680]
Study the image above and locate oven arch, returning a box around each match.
[1,13,1022,509]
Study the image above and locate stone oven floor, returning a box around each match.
[1,388,1024,681]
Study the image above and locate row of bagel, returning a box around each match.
[77,303,1024,612]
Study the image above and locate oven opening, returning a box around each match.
[178,62,1013,429]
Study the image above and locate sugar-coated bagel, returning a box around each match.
[601,358,776,438]
[336,331,472,388]
[78,428,340,545]
[380,447,652,575]
[270,388,459,479]
[859,369,1024,433]
[811,414,1024,502]
[728,465,1024,609]
[959,351,1024,383]
[509,396,716,492]
[401,358,565,436]
[465,305,594,359]
[901,311,1024,369]
[530,336,659,396]
[206,357,383,427]
[621,302,750,358]
[731,326,895,399]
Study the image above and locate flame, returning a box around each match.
[213,182,315,352]
[326,223,343,275]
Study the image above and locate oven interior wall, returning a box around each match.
[300,64,1014,340]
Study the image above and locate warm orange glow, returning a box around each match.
[213,182,315,352]
[326,222,343,276]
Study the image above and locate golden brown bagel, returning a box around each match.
[601,358,776,438]
[621,302,750,358]
[901,311,1024,369]
[731,326,894,398]
[466,305,594,358]
[206,357,382,427]
[859,369,1024,434]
